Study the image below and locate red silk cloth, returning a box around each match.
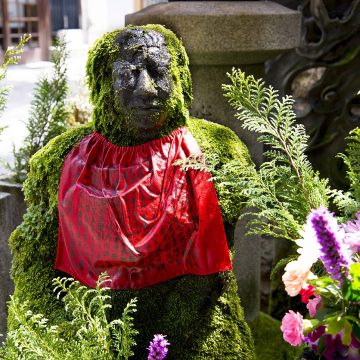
[55,128,232,289]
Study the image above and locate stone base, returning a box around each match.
[0,180,25,336]
[233,211,261,321]
[0,192,13,336]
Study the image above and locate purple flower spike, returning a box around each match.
[309,206,349,283]
[147,334,170,360]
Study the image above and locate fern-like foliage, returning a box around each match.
[1,274,138,360]
[219,69,329,239]
[8,36,69,182]
[181,69,331,241]
[330,127,360,218]
[0,34,31,136]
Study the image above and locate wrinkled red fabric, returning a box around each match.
[55,128,232,289]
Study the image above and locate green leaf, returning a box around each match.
[309,276,337,288]
[309,276,340,301]
[345,315,360,327]
[343,263,360,302]
[342,320,352,346]
[352,323,360,342]
[326,317,345,335]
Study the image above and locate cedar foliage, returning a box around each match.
[8,37,69,182]
[223,69,331,240]
[1,274,138,360]
[220,70,360,235]
[330,127,360,218]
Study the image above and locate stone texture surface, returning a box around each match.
[0,192,12,336]
[260,237,275,313]
[190,63,264,165]
[144,0,168,6]
[0,181,26,335]
[233,211,261,321]
[126,1,301,65]
[126,1,301,320]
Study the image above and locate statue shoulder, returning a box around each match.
[24,124,93,205]
[186,117,251,165]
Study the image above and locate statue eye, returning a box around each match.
[114,64,138,88]
[148,65,168,79]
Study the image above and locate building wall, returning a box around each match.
[81,0,138,45]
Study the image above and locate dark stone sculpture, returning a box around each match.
[112,29,172,139]
[267,0,360,189]
[7,25,254,359]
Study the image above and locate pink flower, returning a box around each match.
[281,310,304,346]
[282,260,315,297]
[343,211,360,255]
[306,294,321,318]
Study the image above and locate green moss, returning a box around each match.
[86,24,192,146]
[249,312,303,360]
[8,124,93,329]
[8,24,254,359]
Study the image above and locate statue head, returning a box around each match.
[86,25,193,145]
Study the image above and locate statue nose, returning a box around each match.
[134,69,157,97]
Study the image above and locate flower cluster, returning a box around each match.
[343,211,360,254]
[280,207,360,359]
[147,334,170,360]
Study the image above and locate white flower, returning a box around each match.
[282,259,316,297]
[295,218,321,268]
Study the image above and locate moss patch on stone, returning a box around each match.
[249,312,303,360]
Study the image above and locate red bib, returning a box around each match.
[55,128,232,289]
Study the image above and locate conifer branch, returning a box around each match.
[0,34,31,135]
[7,36,69,182]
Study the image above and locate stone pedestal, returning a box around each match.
[0,192,12,336]
[0,180,25,335]
[126,1,301,320]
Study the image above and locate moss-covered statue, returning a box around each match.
[8,25,254,359]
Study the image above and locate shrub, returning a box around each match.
[0,35,31,139]
[8,37,69,183]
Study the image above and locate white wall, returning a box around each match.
[81,0,137,45]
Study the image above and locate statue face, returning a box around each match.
[112,29,173,137]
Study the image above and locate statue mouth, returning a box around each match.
[130,104,163,112]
